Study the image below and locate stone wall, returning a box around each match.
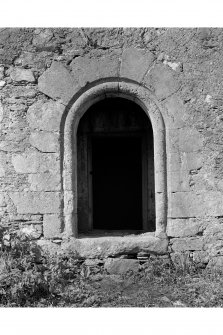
[1,28,223,267]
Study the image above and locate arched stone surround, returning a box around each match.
[63,80,167,239]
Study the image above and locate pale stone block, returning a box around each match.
[28,173,61,191]
[38,61,80,104]
[167,218,207,237]
[71,50,120,87]
[9,192,61,214]
[43,214,62,238]
[170,191,223,217]
[143,64,179,100]
[27,100,64,131]
[10,68,35,83]
[171,237,204,252]
[0,101,4,122]
[29,131,59,153]
[120,48,154,82]
[179,128,203,152]
[12,151,60,174]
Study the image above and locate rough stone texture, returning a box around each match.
[170,237,204,252]
[27,100,64,131]
[43,214,62,238]
[1,28,223,264]
[19,224,43,240]
[29,131,59,152]
[38,61,79,104]
[9,192,61,214]
[70,50,121,87]
[104,258,140,275]
[143,64,179,100]
[61,233,169,258]
[12,151,60,174]
[170,192,223,217]
[120,48,154,82]
[10,68,35,83]
[167,218,207,237]
[28,173,61,191]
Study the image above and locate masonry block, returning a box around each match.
[9,192,61,214]
[120,48,154,82]
[29,131,59,153]
[38,61,79,104]
[143,64,179,100]
[10,68,35,83]
[170,191,223,217]
[27,100,64,132]
[12,151,60,174]
[43,214,62,238]
[28,173,61,191]
[71,50,121,87]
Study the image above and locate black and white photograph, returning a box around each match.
[0,0,222,334]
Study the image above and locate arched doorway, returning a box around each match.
[77,97,155,234]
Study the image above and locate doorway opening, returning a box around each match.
[77,97,155,235]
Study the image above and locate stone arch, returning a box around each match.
[63,80,167,238]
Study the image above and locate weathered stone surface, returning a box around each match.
[70,50,120,87]
[104,258,139,275]
[12,151,60,174]
[170,191,223,217]
[143,64,179,100]
[169,152,203,172]
[9,192,61,214]
[179,128,204,153]
[192,251,209,264]
[10,68,35,83]
[0,193,6,207]
[0,152,7,177]
[29,131,59,152]
[32,29,53,46]
[171,237,204,252]
[19,224,43,240]
[0,101,3,122]
[120,48,154,82]
[163,94,187,129]
[27,100,64,131]
[28,173,61,191]
[61,233,168,258]
[43,214,62,238]
[167,218,207,238]
[207,256,223,268]
[38,61,79,104]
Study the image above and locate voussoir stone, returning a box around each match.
[143,64,179,100]
[120,48,154,82]
[10,68,35,83]
[29,131,59,152]
[38,61,79,104]
[9,192,61,214]
[70,50,121,87]
[104,258,140,275]
[27,100,64,131]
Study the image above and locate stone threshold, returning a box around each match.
[37,232,169,258]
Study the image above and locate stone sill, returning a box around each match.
[60,232,169,258]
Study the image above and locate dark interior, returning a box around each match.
[92,136,142,230]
